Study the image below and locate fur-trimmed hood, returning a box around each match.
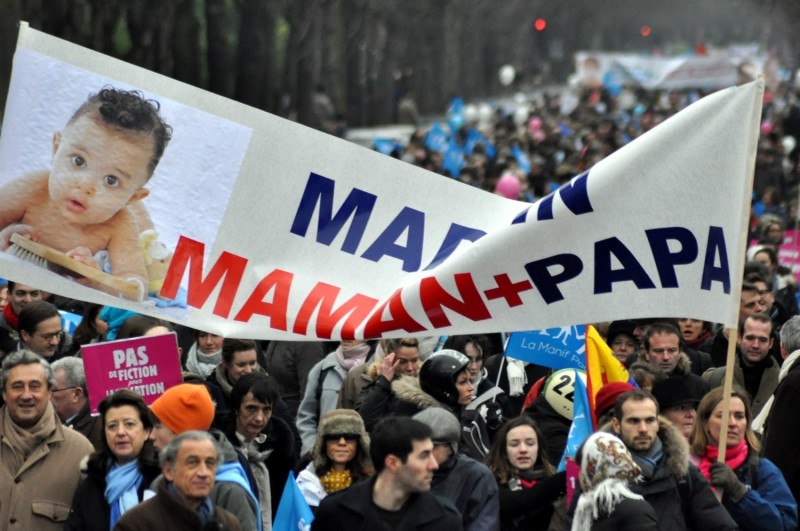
[601,415,689,479]
[672,352,693,376]
[391,374,441,410]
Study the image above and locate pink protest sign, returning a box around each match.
[82,332,183,413]
[779,229,800,283]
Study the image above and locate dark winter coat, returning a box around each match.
[606,418,737,531]
[496,471,566,531]
[113,481,241,531]
[762,350,800,509]
[311,475,463,531]
[431,453,499,531]
[358,374,492,460]
[588,497,659,531]
[66,451,161,531]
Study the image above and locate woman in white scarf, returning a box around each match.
[185,330,223,377]
[572,432,658,531]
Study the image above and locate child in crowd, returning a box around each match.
[0,87,172,299]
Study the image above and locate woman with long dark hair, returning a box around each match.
[484,416,566,530]
[296,408,373,511]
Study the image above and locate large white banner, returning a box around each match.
[0,24,761,340]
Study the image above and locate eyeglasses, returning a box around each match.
[37,329,65,342]
[325,433,359,442]
[52,386,78,394]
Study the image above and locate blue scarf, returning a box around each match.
[216,461,262,531]
[630,436,664,479]
[105,460,143,528]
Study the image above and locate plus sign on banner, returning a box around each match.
[505,325,586,370]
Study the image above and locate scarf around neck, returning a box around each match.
[335,343,371,371]
[185,343,222,377]
[105,459,144,528]
[630,436,663,479]
[3,303,18,330]
[698,439,748,483]
[320,468,353,493]
[572,433,644,531]
[753,347,800,433]
[0,401,58,475]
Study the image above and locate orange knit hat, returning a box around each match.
[149,383,215,434]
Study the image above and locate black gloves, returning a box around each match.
[709,461,749,503]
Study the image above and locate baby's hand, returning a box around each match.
[66,247,100,269]
[0,224,39,250]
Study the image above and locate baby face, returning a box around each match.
[49,114,152,225]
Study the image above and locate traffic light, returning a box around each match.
[534,18,547,32]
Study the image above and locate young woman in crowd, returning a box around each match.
[572,432,658,530]
[207,338,264,420]
[65,302,107,356]
[484,416,566,530]
[689,387,797,531]
[185,330,224,377]
[66,389,159,530]
[296,408,373,511]
[223,372,298,525]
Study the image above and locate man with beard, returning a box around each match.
[610,390,736,531]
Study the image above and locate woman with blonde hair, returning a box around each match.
[689,387,797,530]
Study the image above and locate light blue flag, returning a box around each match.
[558,372,594,472]
[59,310,82,336]
[273,470,314,531]
[504,325,586,371]
[464,128,496,158]
[443,138,466,177]
[511,144,531,174]
[447,97,465,133]
[373,138,400,156]
[425,122,449,154]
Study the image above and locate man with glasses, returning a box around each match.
[17,300,70,362]
[50,356,103,450]
[0,281,43,356]
[702,313,780,417]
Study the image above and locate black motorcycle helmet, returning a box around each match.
[419,349,471,408]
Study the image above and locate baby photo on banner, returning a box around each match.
[0,45,251,310]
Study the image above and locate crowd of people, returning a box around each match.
[1,267,800,530]
[3,81,800,530]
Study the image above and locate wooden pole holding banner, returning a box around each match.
[714,76,765,501]
[714,327,739,502]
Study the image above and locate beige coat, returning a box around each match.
[0,409,94,530]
